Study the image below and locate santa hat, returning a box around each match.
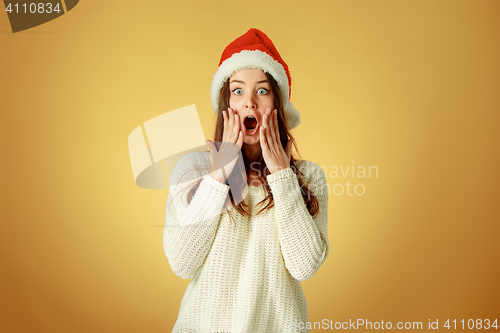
[211,28,301,130]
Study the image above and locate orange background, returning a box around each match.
[1,0,499,332]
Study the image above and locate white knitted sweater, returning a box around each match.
[163,151,329,332]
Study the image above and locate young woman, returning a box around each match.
[163,28,329,332]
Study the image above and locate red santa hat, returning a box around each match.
[211,28,301,130]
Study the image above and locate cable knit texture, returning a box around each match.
[163,151,329,332]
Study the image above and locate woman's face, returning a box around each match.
[229,68,274,146]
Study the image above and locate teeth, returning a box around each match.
[247,115,255,119]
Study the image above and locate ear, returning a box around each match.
[285,138,295,161]
[206,140,216,172]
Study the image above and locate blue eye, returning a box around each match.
[232,88,243,95]
[258,88,269,95]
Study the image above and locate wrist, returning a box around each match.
[268,165,290,174]
[208,169,227,184]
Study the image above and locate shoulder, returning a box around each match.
[170,151,211,184]
[293,159,327,186]
[175,151,211,169]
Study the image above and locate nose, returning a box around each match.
[245,94,257,109]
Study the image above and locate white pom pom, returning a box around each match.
[284,101,301,130]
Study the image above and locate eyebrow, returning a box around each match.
[229,79,269,84]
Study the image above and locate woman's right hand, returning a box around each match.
[206,107,244,184]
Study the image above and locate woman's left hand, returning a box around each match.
[260,108,295,174]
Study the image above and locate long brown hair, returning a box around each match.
[178,72,319,222]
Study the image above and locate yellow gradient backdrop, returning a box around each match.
[1,0,499,332]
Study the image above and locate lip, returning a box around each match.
[243,114,259,135]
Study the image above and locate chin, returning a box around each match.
[243,137,259,145]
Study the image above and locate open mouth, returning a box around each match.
[243,115,259,134]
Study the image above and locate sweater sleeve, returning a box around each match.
[163,153,230,279]
[266,162,329,281]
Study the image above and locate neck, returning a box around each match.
[242,143,261,165]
